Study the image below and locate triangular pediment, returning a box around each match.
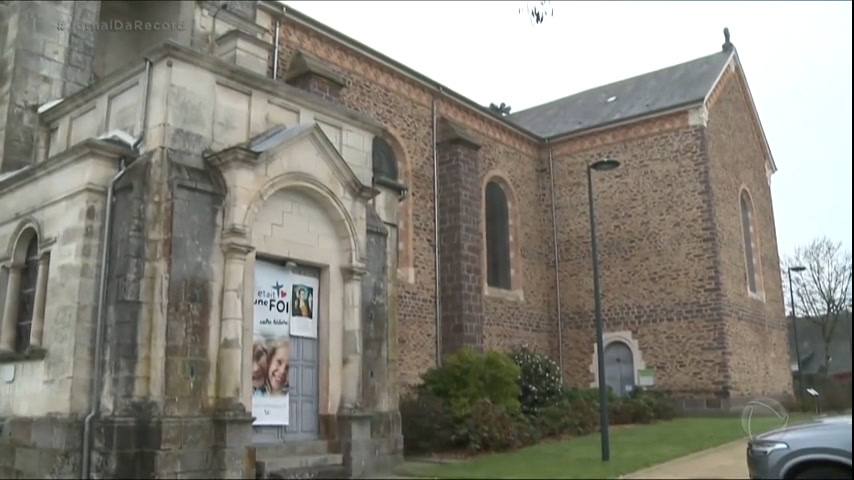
[207,123,377,201]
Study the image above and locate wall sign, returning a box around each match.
[638,368,656,387]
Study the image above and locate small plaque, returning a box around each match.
[638,368,655,387]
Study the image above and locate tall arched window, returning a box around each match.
[485,181,511,289]
[372,137,398,181]
[16,236,39,351]
[740,191,759,294]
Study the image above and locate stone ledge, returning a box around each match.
[0,346,47,364]
[286,51,348,89]
[484,286,524,302]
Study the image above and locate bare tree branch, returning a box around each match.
[782,237,853,373]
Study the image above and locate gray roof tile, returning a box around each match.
[508,50,733,138]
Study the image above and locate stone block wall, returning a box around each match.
[704,65,790,398]
[0,0,99,172]
[0,416,83,479]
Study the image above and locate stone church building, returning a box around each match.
[0,0,790,478]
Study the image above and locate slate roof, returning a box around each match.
[508,50,734,138]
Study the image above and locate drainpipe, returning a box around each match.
[432,91,442,366]
[209,3,229,54]
[80,57,153,480]
[547,142,564,381]
[272,19,281,80]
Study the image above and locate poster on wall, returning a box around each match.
[251,260,291,426]
[289,273,319,339]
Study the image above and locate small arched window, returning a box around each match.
[16,235,39,351]
[372,136,398,181]
[740,191,759,294]
[485,181,511,289]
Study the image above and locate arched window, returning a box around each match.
[372,136,398,181]
[740,191,759,294]
[16,235,39,352]
[485,181,511,289]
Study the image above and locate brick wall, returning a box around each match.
[275,20,555,384]
[436,138,485,355]
[705,65,791,398]
[273,18,789,399]
[551,114,730,394]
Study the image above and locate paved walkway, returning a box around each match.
[621,440,748,479]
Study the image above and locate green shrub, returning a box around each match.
[553,389,601,435]
[531,402,572,438]
[510,344,564,416]
[420,348,521,417]
[563,387,601,405]
[461,399,538,452]
[400,390,459,454]
[630,389,677,420]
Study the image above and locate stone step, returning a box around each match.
[261,453,344,472]
[263,464,348,480]
[255,439,336,457]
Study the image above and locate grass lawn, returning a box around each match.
[399,415,808,479]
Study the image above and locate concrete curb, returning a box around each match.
[619,439,747,479]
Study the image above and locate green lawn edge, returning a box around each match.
[395,415,807,479]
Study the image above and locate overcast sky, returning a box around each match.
[283,1,853,258]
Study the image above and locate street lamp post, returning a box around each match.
[587,158,621,463]
[788,265,807,398]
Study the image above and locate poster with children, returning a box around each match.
[251,260,291,426]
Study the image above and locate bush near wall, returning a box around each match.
[400,347,678,456]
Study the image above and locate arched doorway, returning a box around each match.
[604,341,636,397]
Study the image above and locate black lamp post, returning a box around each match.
[587,158,620,462]
[787,265,807,398]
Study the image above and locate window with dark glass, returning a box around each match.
[485,181,511,289]
[740,193,758,293]
[372,137,398,181]
[16,236,39,352]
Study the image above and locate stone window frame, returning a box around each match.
[481,172,524,301]
[370,131,413,284]
[739,187,765,300]
[0,219,51,362]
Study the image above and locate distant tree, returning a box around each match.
[489,102,512,116]
[783,236,853,373]
[519,1,554,25]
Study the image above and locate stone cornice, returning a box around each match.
[39,41,386,137]
[0,139,135,195]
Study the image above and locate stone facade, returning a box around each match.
[0,1,790,478]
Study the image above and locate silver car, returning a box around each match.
[746,414,852,479]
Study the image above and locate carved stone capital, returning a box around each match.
[222,240,254,258]
[221,226,253,258]
[341,264,367,281]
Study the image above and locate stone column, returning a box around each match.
[436,119,485,357]
[28,254,50,349]
[0,267,22,352]
[218,238,254,404]
[341,265,366,409]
